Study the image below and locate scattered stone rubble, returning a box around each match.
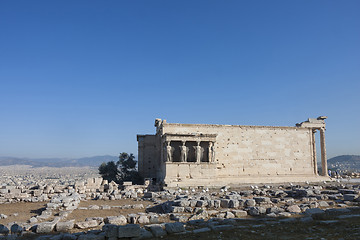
[0,175,129,204]
[0,179,360,239]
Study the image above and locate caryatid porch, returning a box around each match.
[161,133,217,163]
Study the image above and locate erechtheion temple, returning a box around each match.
[137,117,330,187]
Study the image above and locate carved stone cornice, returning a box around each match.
[162,133,217,143]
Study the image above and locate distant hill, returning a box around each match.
[328,155,360,172]
[0,155,118,168]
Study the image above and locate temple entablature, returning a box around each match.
[296,116,327,129]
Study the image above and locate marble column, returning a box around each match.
[312,130,318,175]
[320,128,328,176]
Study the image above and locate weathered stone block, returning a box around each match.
[229,199,239,208]
[104,215,127,225]
[164,222,185,234]
[305,208,325,216]
[254,197,271,204]
[10,224,23,235]
[103,224,118,239]
[55,220,75,232]
[137,215,150,224]
[77,233,105,240]
[287,205,301,213]
[232,210,247,217]
[117,224,141,238]
[220,199,230,208]
[172,207,185,213]
[343,194,358,201]
[75,220,98,229]
[0,224,9,235]
[36,222,56,233]
[145,224,167,237]
[245,199,256,207]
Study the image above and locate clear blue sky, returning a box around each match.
[0,1,359,159]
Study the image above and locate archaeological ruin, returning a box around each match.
[137,117,330,187]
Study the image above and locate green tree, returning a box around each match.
[98,161,119,183]
[98,152,143,185]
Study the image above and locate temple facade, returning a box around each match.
[137,117,329,187]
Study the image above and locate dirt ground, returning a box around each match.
[0,202,46,225]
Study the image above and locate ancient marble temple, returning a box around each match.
[137,117,329,187]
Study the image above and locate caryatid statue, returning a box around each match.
[165,141,172,162]
[195,141,203,163]
[180,141,187,162]
[208,142,214,162]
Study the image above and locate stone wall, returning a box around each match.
[137,118,329,187]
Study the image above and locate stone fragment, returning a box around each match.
[225,211,235,219]
[75,220,98,229]
[254,197,271,204]
[287,205,301,213]
[296,189,314,197]
[137,215,150,224]
[211,224,234,231]
[229,199,239,208]
[343,194,357,201]
[0,224,9,235]
[266,212,277,218]
[267,207,284,214]
[145,224,167,237]
[325,208,351,216]
[164,222,185,234]
[55,220,75,232]
[305,208,325,216]
[85,217,104,224]
[300,216,313,222]
[248,206,266,216]
[104,215,127,225]
[248,207,260,216]
[178,200,190,207]
[278,212,292,217]
[77,233,105,240]
[319,201,329,207]
[132,204,144,209]
[62,233,77,240]
[103,224,118,239]
[117,224,141,238]
[172,207,185,213]
[149,215,159,224]
[88,205,100,210]
[193,227,211,234]
[10,224,23,235]
[29,216,38,224]
[137,228,154,239]
[245,199,256,207]
[220,199,230,208]
[232,210,247,217]
[36,222,56,233]
[143,192,158,199]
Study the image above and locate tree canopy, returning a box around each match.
[98,152,143,185]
